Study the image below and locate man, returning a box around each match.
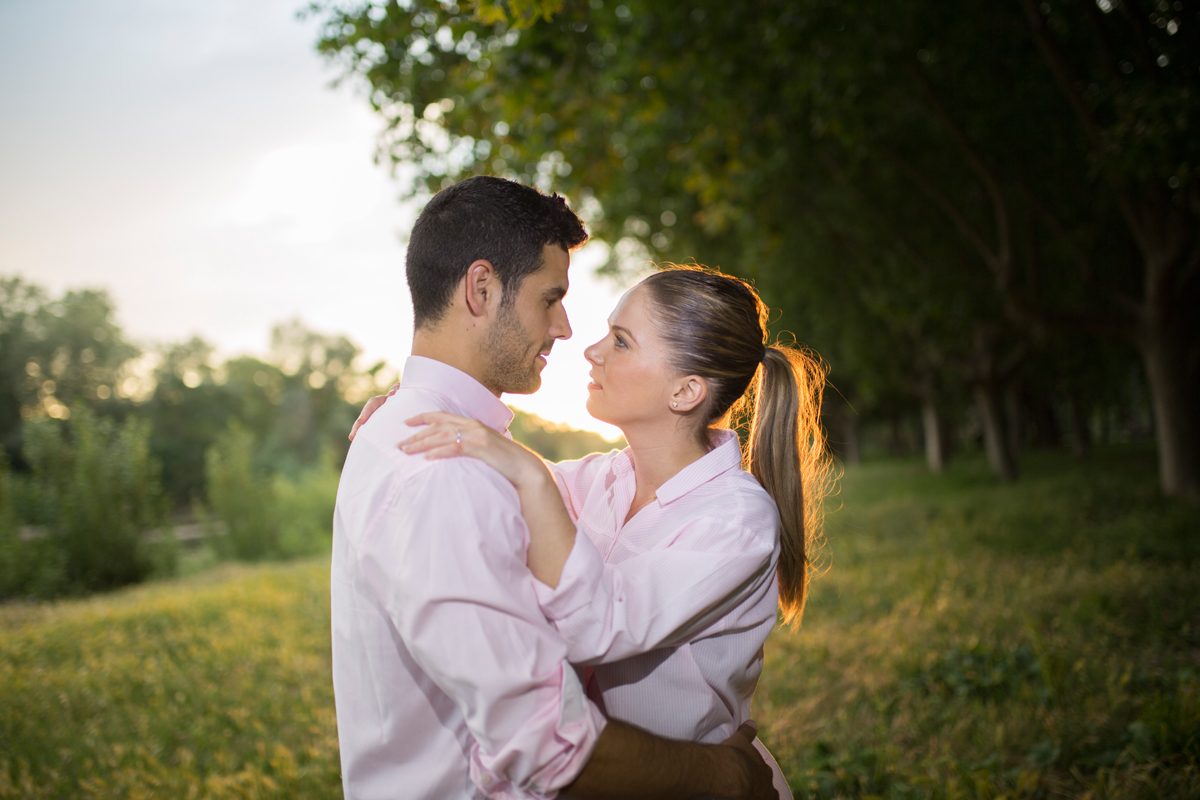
[332,176,775,798]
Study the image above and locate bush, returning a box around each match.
[0,453,68,599]
[0,451,20,592]
[273,450,338,558]
[18,408,172,595]
[204,424,338,562]
[204,424,281,561]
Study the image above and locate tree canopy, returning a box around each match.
[313,0,1199,497]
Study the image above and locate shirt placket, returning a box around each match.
[602,459,637,560]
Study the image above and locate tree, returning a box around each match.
[0,277,48,454]
[313,0,1197,495]
[145,337,229,503]
[1017,0,1200,497]
[21,407,171,593]
[266,319,364,471]
[0,277,138,456]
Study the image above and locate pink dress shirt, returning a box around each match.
[539,429,794,798]
[331,356,605,800]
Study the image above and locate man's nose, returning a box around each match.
[551,305,572,340]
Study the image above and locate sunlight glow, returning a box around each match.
[1,0,634,440]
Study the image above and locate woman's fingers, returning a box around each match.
[395,417,536,488]
[398,429,446,453]
[352,398,483,449]
[418,443,474,461]
[399,422,477,455]
[404,410,471,428]
[349,393,389,441]
[349,383,402,440]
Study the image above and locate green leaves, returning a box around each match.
[312,0,1199,488]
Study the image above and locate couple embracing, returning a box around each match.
[331,176,831,799]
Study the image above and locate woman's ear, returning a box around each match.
[669,376,708,413]
[464,259,499,317]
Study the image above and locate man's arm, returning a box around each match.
[565,720,776,800]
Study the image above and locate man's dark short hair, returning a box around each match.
[406,176,588,328]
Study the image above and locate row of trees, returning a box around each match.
[0,276,376,505]
[311,0,1199,498]
[0,275,614,597]
[0,276,380,596]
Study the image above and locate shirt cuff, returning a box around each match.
[468,662,608,798]
[533,528,604,621]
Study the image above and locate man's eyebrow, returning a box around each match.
[544,286,567,300]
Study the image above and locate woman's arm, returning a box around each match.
[534,525,777,665]
[400,413,779,664]
[400,411,580,588]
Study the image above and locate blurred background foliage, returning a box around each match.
[311,0,1199,499]
[0,274,612,599]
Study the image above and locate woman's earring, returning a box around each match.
[671,400,678,409]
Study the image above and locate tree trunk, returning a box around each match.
[1139,316,1200,501]
[1024,390,1064,449]
[1004,384,1022,462]
[825,407,861,466]
[886,416,906,457]
[1064,389,1091,458]
[975,382,1019,481]
[919,383,947,474]
[840,413,862,466]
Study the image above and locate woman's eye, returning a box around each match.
[614,335,627,349]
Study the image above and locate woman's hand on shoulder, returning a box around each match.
[399,411,550,490]
[348,383,399,441]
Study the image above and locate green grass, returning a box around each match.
[2,446,1196,798]
[0,562,339,798]
[755,446,1199,798]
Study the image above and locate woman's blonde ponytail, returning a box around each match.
[748,345,832,627]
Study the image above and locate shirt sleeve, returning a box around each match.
[366,460,606,799]
[532,500,779,666]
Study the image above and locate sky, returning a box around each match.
[0,0,629,439]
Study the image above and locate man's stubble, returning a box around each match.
[481,302,544,395]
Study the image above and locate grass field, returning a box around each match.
[1,446,1196,798]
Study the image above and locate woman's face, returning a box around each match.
[584,285,681,428]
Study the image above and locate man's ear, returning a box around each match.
[670,376,708,413]
[464,259,500,317]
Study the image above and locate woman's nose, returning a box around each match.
[584,339,603,365]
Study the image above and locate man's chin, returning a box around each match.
[502,373,541,395]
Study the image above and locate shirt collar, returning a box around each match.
[401,356,515,434]
[654,428,745,506]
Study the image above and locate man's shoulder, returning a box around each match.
[399,456,519,505]
[339,390,518,507]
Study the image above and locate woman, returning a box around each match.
[360,265,831,798]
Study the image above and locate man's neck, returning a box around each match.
[411,327,499,397]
